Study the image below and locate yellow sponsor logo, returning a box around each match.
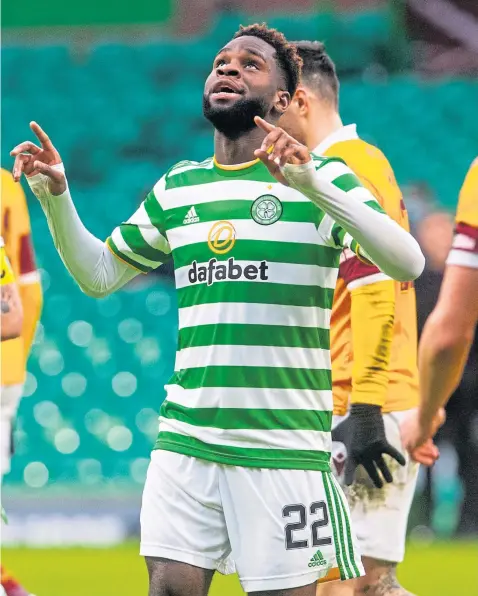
[208,220,236,254]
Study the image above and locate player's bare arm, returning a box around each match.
[253,117,425,283]
[403,264,478,453]
[1,282,23,341]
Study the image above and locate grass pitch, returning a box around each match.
[2,541,477,595]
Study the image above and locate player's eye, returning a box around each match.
[245,61,259,70]
[215,59,226,68]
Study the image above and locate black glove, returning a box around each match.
[332,404,406,489]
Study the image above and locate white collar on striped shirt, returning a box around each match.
[313,124,359,155]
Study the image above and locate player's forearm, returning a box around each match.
[27,171,137,297]
[19,281,43,358]
[283,161,425,282]
[418,311,473,430]
[1,283,23,340]
[350,280,395,407]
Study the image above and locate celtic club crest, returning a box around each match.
[251,195,283,225]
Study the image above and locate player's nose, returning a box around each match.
[216,61,240,78]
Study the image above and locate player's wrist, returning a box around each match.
[27,163,68,201]
[350,403,382,418]
[417,408,435,437]
[349,403,385,444]
[281,160,315,189]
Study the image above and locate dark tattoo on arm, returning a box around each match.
[360,563,415,596]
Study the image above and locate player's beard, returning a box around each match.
[203,94,269,139]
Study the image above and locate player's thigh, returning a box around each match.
[145,557,214,596]
[220,466,364,594]
[141,450,231,573]
[332,410,419,564]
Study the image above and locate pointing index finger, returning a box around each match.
[30,121,54,151]
[254,116,275,133]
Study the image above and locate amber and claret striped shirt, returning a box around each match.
[320,126,419,415]
[1,168,42,386]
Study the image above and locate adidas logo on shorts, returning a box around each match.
[183,206,200,225]
[308,550,327,568]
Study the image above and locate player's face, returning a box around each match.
[203,36,288,138]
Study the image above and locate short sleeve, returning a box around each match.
[312,156,386,253]
[106,177,172,273]
[447,223,478,269]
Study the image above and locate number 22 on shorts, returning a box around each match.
[282,500,332,550]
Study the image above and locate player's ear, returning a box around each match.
[293,87,309,116]
[274,90,291,116]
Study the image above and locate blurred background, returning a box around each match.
[1,0,477,594]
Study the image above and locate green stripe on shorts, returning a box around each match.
[322,473,347,581]
[328,475,354,579]
[331,476,361,578]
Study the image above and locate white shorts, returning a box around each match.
[332,410,419,563]
[140,450,364,592]
[1,384,24,478]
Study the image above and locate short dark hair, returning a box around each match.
[233,24,302,96]
[293,41,339,105]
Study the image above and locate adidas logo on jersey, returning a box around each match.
[188,258,269,286]
[308,550,327,568]
[183,206,199,224]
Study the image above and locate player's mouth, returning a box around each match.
[210,81,244,101]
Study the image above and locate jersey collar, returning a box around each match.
[313,124,359,155]
[213,155,265,177]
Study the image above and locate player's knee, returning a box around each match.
[145,557,213,596]
[145,556,181,596]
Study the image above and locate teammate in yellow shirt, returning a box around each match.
[280,42,435,595]
[1,170,42,596]
[403,159,478,452]
[1,237,23,340]
[1,168,42,477]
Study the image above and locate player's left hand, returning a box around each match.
[332,404,406,489]
[254,116,311,185]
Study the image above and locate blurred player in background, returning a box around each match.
[280,42,437,596]
[1,236,23,340]
[0,234,24,596]
[403,159,478,466]
[1,169,42,596]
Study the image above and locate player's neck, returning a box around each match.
[306,110,343,153]
[214,128,267,165]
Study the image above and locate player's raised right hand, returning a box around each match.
[11,122,66,196]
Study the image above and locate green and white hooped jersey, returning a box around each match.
[107,155,384,471]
